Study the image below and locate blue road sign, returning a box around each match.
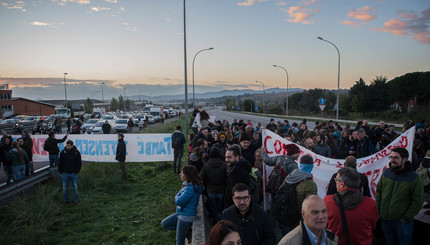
[319,98,326,105]
[255,106,258,111]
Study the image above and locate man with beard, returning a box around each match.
[221,183,276,245]
[376,147,423,245]
[224,147,249,209]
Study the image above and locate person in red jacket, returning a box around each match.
[324,167,378,245]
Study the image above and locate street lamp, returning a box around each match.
[317,36,340,121]
[192,47,214,108]
[101,82,105,101]
[183,0,189,136]
[64,73,68,107]
[273,65,289,117]
[256,81,265,114]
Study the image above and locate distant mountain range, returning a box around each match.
[126,87,305,103]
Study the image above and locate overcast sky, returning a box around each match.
[0,0,429,100]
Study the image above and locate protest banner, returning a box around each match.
[262,127,415,198]
[16,134,173,163]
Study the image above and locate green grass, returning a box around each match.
[0,117,190,245]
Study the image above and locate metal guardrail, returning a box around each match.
[0,169,52,201]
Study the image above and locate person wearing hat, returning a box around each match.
[212,131,228,158]
[240,133,259,169]
[116,133,127,181]
[266,118,278,132]
[261,143,300,175]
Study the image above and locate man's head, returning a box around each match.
[344,156,357,168]
[357,129,366,140]
[225,147,240,166]
[218,132,226,143]
[284,143,300,159]
[240,133,251,150]
[379,121,385,128]
[363,120,368,127]
[284,120,289,125]
[65,140,74,150]
[201,128,209,137]
[301,195,328,237]
[270,118,275,124]
[254,149,263,169]
[335,167,361,192]
[389,147,409,170]
[232,183,251,215]
[118,133,124,140]
[176,125,182,131]
[197,139,208,149]
[105,120,109,124]
[304,138,314,150]
[349,130,358,141]
[253,132,260,141]
[49,132,55,138]
[17,138,24,145]
[299,154,314,173]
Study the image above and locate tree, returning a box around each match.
[83,98,94,114]
[349,78,370,114]
[125,99,131,110]
[244,99,255,112]
[110,98,118,111]
[224,98,235,111]
[367,76,392,112]
[388,72,420,113]
[118,95,124,111]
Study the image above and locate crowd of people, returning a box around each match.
[163,110,429,245]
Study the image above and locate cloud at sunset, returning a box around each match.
[30,21,51,26]
[237,0,268,7]
[342,6,376,27]
[373,8,430,45]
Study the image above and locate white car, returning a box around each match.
[146,115,155,124]
[102,115,117,121]
[82,119,100,132]
[115,119,129,133]
[90,121,116,134]
[133,118,145,129]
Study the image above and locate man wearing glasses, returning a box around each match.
[376,147,424,245]
[221,183,276,245]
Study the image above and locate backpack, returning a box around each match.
[172,132,182,149]
[416,165,430,187]
[271,182,300,226]
[266,165,287,194]
[43,138,51,152]
[248,174,259,203]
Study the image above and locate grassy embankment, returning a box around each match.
[0,116,189,244]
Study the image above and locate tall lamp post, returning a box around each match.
[183,0,189,136]
[64,73,68,107]
[192,47,214,108]
[273,65,289,117]
[317,36,340,121]
[256,81,265,114]
[101,82,105,101]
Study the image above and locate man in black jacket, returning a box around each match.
[171,125,186,174]
[116,133,127,180]
[221,183,276,245]
[102,121,111,134]
[58,140,82,206]
[44,132,68,167]
[224,147,249,209]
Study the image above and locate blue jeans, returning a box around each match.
[62,173,79,203]
[173,149,183,173]
[12,165,25,181]
[381,219,414,245]
[161,213,193,245]
[49,155,59,167]
[207,193,224,224]
[3,165,14,184]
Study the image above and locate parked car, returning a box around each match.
[21,116,41,123]
[0,118,21,132]
[115,119,129,133]
[82,119,100,132]
[101,115,117,121]
[146,115,155,124]
[90,121,116,134]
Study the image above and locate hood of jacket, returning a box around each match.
[285,169,312,184]
[64,146,77,154]
[207,157,224,168]
[334,188,363,210]
[189,153,201,162]
[421,157,430,168]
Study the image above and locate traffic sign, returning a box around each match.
[255,106,258,111]
[319,98,326,105]
[319,104,326,112]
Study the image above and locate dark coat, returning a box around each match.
[221,203,276,245]
[102,123,111,134]
[44,135,67,155]
[171,130,186,150]
[0,139,12,166]
[224,163,249,208]
[58,146,82,174]
[116,139,126,162]
[200,157,227,194]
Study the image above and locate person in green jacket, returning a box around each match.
[376,147,424,245]
[8,141,29,181]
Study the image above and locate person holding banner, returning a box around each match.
[116,133,127,181]
[43,132,68,167]
[261,143,299,175]
[376,147,424,245]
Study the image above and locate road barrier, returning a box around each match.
[0,169,52,201]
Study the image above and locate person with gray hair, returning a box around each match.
[324,167,378,245]
[326,156,371,197]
